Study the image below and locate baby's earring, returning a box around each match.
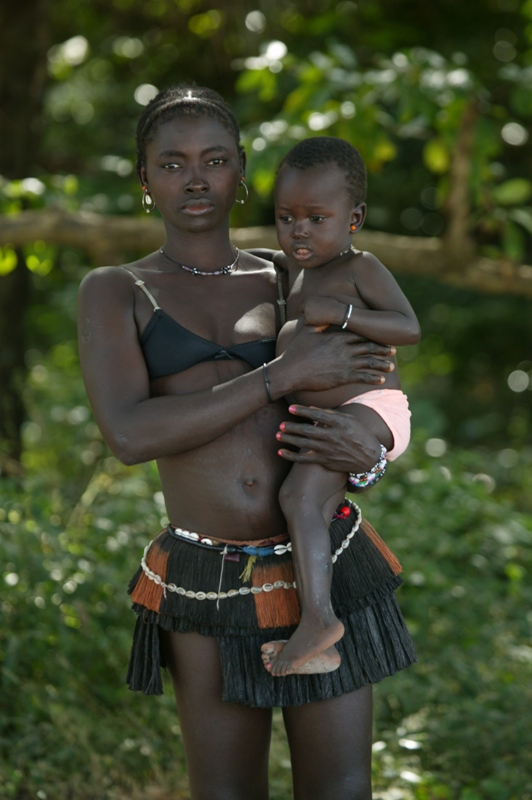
[350,223,357,232]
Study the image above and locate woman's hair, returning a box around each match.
[136,83,242,175]
[277,136,367,205]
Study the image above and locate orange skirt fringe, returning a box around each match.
[126,500,416,707]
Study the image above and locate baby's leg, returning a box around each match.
[261,400,396,676]
[261,462,346,677]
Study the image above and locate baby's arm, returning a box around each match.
[304,253,420,346]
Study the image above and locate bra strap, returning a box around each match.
[275,266,287,327]
[122,267,160,311]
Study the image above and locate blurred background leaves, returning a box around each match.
[1,0,531,798]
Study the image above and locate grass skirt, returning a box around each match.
[126,501,416,707]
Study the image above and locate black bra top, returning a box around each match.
[124,269,277,379]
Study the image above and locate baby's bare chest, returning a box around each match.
[286,266,363,315]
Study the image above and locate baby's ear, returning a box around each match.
[350,202,367,232]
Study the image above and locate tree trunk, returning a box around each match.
[442,96,478,268]
[0,0,51,473]
[0,252,30,471]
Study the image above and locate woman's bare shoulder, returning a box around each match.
[77,264,146,332]
[77,262,149,353]
[78,257,153,300]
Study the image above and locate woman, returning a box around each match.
[78,84,416,800]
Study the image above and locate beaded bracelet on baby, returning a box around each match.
[348,444,388,488]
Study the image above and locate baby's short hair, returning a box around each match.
[278,136,366,205]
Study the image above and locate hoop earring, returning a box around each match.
[235,180,248,205]
[141,186,156,214]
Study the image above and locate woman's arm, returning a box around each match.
[244,248,277,262]
[78,268,395,466]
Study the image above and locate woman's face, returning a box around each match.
[142,114,244,234]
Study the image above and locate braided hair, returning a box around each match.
[277,136,367,205]
[136,83,243,176]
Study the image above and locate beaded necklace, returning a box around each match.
[159,247,239,276]
[306,244,356,271]
[339,245,355,257]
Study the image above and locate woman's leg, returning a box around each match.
[283,686,373,800]
[262,463,346,677]
[161,629,273,800]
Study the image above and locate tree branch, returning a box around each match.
[441,96,478,267]
[1,209,531,297]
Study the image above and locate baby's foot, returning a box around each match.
[261,640,341,675]
[261,617,344,676]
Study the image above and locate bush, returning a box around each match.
[1,331,531,799]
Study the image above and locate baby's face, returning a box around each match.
[275,163,355,268]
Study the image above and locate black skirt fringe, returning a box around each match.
[126,502,416,707]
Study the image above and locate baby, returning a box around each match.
[260,136,421,677]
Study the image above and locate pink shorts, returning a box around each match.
[342,389,411,461]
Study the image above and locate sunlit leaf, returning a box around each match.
[502,219,526,260]
[373,138,397,163]
[188,9,223,38]
[0,246,18,275]
[423,138,450,173]
[508,207,532,235]
[492,178,532,207]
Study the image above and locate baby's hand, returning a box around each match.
[302,296,345,328]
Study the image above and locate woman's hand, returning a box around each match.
[275,405,382,473]
[274,324,395,395]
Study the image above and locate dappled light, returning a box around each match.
[1,1,531,798]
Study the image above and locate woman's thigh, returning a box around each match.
[161,630,273,800]
[282,685,373,800]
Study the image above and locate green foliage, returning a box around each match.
[397,277,532,451]
[5,0,531,256]
[361,440,532,799]
[0,463,189,800]
[0,172,81,218]
[1,332,531,799]
[236,42,532,260]
[2,4,532,797]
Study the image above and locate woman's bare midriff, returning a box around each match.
[152,358,291,540]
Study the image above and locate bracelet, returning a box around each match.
[348,444,388,488]
[262,363,273,403]
[341,304,353,330]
